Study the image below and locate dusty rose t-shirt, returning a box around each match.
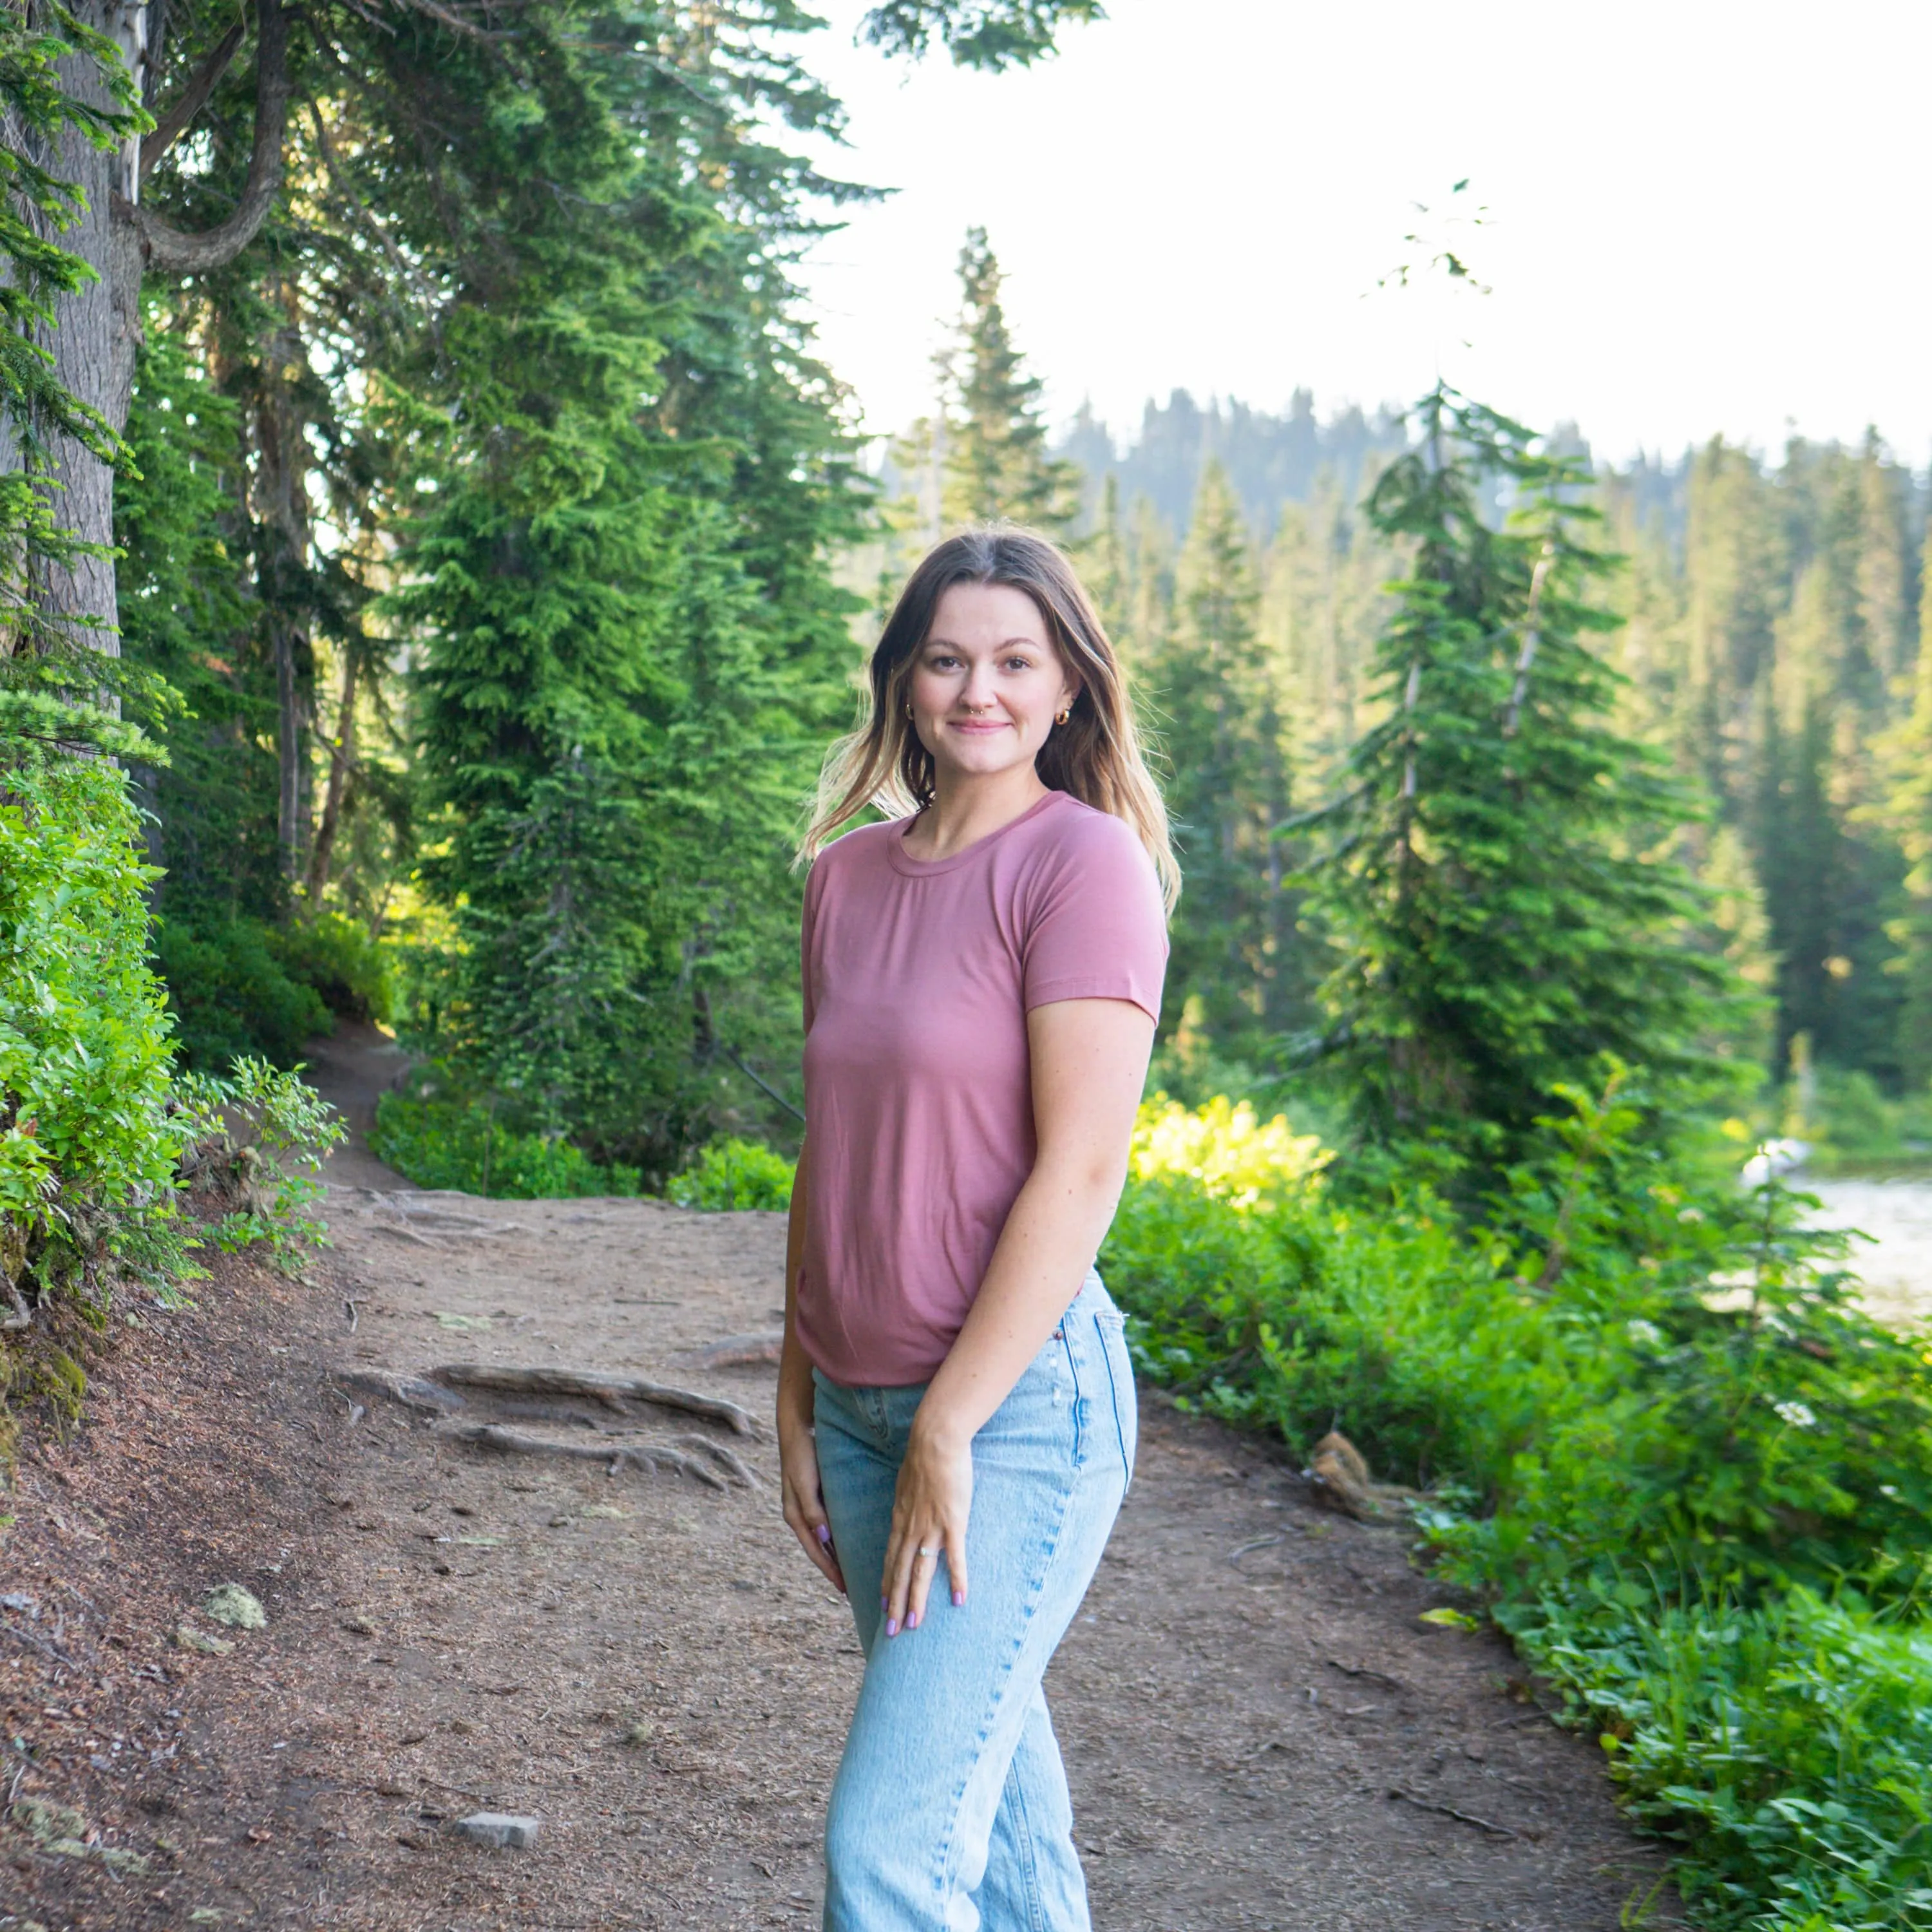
[797,789,1168,1387]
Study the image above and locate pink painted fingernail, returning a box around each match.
[909,1611,920,1630]
[885,1616,899,1638]
[952,1589,965,1607]
[816,1523,831,1546]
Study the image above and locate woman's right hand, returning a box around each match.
[779,1370,845,1595]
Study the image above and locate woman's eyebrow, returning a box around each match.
[922,635,1045,650]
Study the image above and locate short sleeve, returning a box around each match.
[1021,811,1168,1023]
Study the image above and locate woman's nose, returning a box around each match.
[960,665,999,709]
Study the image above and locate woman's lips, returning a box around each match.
[948,718,1009,732]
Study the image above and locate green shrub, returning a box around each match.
[1502,1587,1932,1932]
[176,1057,347,1273]
[0,758,350,1439]
[1099,1086,1932,1929]
[370,1091,641,1198]
[0,759,182,1308]
[667,1137,795,1211]
[269,911,393,1023]
[155,916,330,1070]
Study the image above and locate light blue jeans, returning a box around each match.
[811,1271,1137,1932]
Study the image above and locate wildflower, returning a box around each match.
[1625,1319,1664,1349]
[1770,1399,1817,1430]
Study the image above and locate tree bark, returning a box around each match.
[254,352,313,882]
[28,0,291,659]
[139,17,244,180]
[122,0,289,278]
[34,1,154,654]
[307,647,358,899]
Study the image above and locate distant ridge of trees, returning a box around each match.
[1060,389,1411,539]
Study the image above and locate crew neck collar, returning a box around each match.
[885,788,1068,877]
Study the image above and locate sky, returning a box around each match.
[786,0,1932,468]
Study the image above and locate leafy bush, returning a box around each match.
[667,1137,795,1211]
[1099,1087,1932,1929]
[0,759,182,1320]
[1502,1587,1932,1932]
[155,916,330,1070]
[269,912,393,1024]
[0,763,345,1435]
[176,1057,347,1272]
[1132,1093,1329,1208]
[370,1092,641,1198]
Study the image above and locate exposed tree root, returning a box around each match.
[676,1331,784,1370]
[335,1370,468,1414]
[438,1421,732,1490]
[670,1434,762,1487]
[428,1363,760,1437]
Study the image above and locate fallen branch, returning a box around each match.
[429,1364,759,1437]
[1226,1533,1285,1566]
[675,1331,784,1370]
[438,1422,729,1490]
[1386,1787,1520,1840]
[1325,1658,1409,1692]
[0,1620,62,1663]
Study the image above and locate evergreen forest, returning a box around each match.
[4,1,1932,1926]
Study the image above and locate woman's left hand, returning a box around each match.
[882,1414,972,1636]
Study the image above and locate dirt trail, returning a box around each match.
[2,1026,1680,1930]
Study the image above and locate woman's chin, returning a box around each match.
[934,743,1033,783]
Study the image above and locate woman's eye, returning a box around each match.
[1004,656,1033,672]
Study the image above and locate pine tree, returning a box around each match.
[1149,461,1303,1059]
[1874,529,1932,1090]
[935,228,1078,532]
[1303,386,1734,1172]
[394,6,862,1175]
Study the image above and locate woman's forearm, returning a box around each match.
[913,1152,1126,1452]
[914,997,1151,1454]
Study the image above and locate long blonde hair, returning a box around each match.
[801,526,1179,913]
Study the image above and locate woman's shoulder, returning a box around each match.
[811,817,900,875]
[1029,792,1158,877]
[805,817,900,911]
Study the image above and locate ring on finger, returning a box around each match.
[916,1545,940,1559]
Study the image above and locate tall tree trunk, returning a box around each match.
[37,0,153,654]
[254,357,313,884]
[21,0,288,656]
[307,648,358,900]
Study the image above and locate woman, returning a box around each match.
[779,527,1177,1930]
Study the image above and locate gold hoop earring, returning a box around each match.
[1055,706,1071,726]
